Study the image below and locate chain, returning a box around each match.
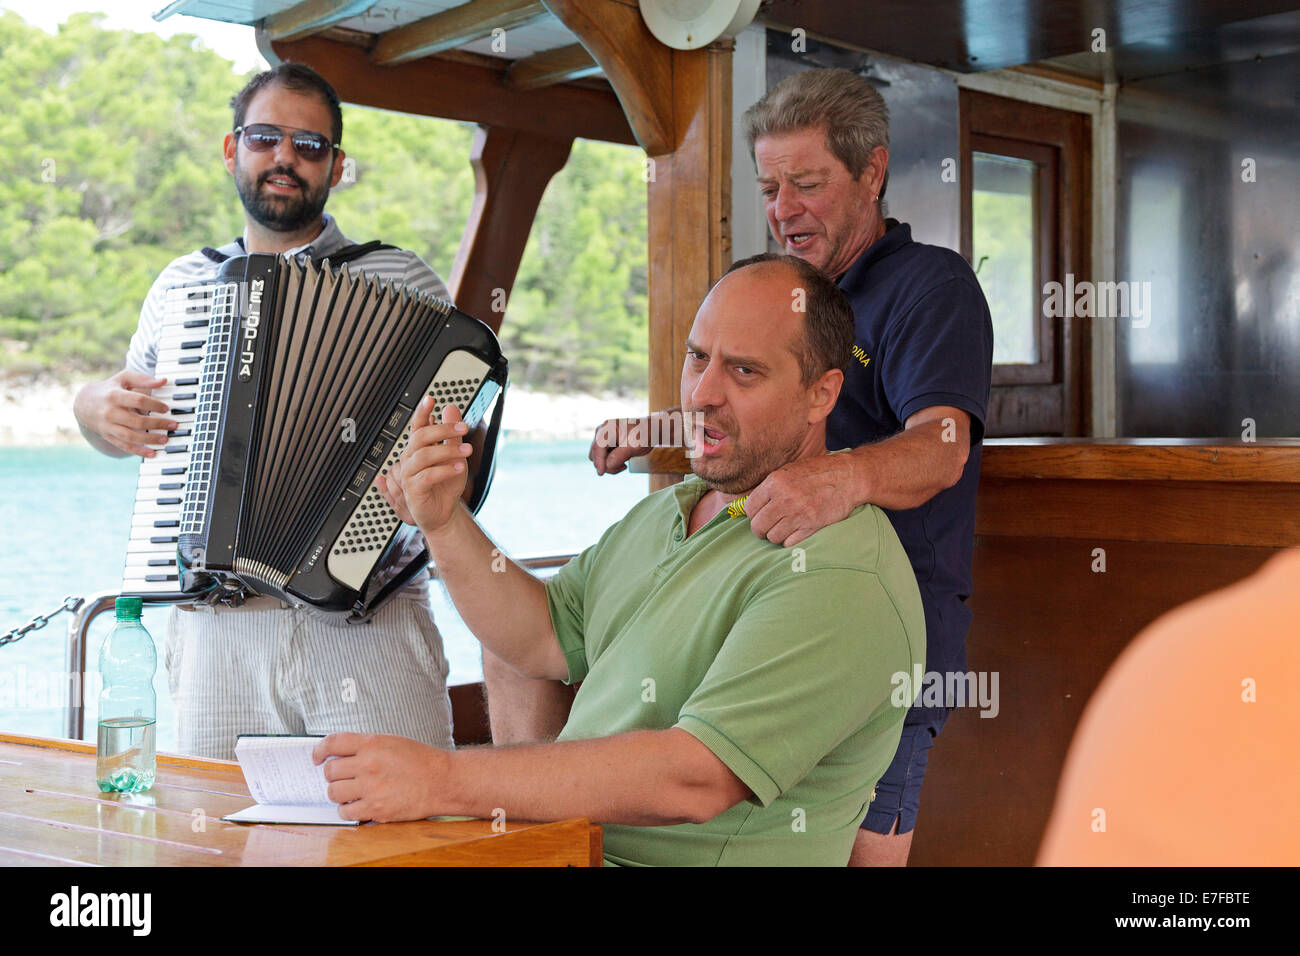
[0,595,84,649]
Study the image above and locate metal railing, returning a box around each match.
[62,554,576,740]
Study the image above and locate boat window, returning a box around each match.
[972,151,1040,365]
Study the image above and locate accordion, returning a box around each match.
[121,252,508,622]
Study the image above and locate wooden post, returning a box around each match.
[543,0,732,490]
[449,125,574,330]
[645,43,732,490]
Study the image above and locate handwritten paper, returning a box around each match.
[222,736,358,826]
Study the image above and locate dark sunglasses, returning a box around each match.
[234,124,338,162]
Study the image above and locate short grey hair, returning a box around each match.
[743,68,890,199]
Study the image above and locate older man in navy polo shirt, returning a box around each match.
[586,67,993,866]
[737,69,993,866]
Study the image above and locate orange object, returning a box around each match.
[1038,548,1300,865]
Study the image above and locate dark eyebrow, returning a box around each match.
[685,339,769,372]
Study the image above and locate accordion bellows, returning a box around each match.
[122,253,508,622]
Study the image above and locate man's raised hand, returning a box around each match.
[589,416,653,475]
[377,397,472,536]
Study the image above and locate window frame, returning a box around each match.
[960,89,1091,436]
[968,135,1058,385]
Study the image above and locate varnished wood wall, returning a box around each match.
[909,439,1300,865]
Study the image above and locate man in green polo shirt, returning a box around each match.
[313,254,925,866]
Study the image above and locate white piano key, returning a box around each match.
[136,461,189,479]
[129,502,184,518]
[124,553,176,568]
[125,539,179,555]
[121,579,184,595]
[130,515,181,533]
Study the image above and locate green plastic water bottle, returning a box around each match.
[95,597,157,793]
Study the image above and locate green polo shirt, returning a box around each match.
[545,474,925,866]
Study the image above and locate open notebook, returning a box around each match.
[223,735,359,826]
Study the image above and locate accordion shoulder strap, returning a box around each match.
[315,240,396,265]
[197,238,396,266]
[200,238,246,263]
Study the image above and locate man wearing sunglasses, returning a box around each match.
[73,63,456,762]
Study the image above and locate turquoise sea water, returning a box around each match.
[0,440,649,749]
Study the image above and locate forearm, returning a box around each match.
[849,421,966,510]
[440,729,733,826]
[77,420,129,458]
[424,505,562,679]
[482,648,574,744]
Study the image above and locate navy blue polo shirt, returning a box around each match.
[828,220,993,724]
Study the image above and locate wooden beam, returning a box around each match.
[372,0,549,66]
[262,0,377,42]
[268,35,635,145]
[503,43,600,91]
[449,125,574,330]
[541,0,674,155]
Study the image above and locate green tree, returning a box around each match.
[0,11,649,398]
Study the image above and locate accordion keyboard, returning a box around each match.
[121,280,237,596]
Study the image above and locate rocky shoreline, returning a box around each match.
[0,377,647,447]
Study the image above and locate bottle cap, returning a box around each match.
[114,596,143,620]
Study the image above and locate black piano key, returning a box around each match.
[159,482,184,490]
[147,558,175,567]
[178,356,202,365]
[182,319,209,328]
[156,498,182,506]
[153,519,179,528]
[144,574,179,583]
[164,444,188,454]
[172,392,196,401]
[169,407,194,416]
[161,467,186,475]
[175,377,199,386]
[181,340,204,350]
[168,429,191,438]
[149,535,178,544]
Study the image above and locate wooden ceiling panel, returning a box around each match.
[262,0,380,41]
[758,0,1300,72]
[456,14,585,58]
[371,0,551,64]
[269,33,635,143]
[504,44,601,89]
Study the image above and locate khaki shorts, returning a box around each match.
[164,595,453,761]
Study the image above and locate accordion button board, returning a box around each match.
[119,252,508,620]
[327,348,490,590]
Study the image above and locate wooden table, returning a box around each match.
[0,734,602,866]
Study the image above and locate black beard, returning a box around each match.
[235,164,329,232]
